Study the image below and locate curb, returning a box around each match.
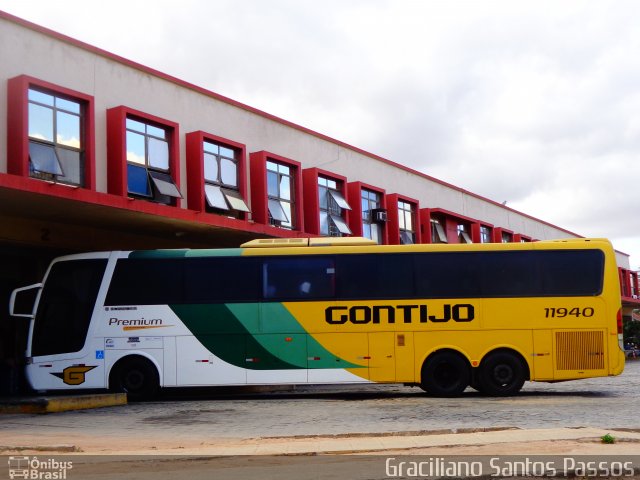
[0,393,127,414]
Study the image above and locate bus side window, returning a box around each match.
[184,257,261,303]
[105,258,184,305]
[336,253,415,300]
[262,256,335,301]
[414,252,481,299]
[539,250,604,296]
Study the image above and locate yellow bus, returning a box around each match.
[10,237,625,399]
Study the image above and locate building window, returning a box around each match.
[480,225,492,243]
[501,231,513,243]
[398,201,415,244]
[27,88,84,185]
[203,140,249,216]
[267,161,294,229]
[318,176,351,236]
[126,117,182,204]
[457,224,472,243]
[431,219,448,243]
[361,188,382,244]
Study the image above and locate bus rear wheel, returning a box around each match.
[477,351,526,396]
[110,356,159,401]
[420,351,469,397]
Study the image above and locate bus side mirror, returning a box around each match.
[9,283,42,318]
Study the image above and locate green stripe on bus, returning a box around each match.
[170,304,301,370]
[170,303,362,370]
[228,303,361,369]
[129,250,189,259]
[184,249,244,257]
[130,248,243,259]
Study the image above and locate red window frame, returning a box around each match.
[7,75,96,190]
[494,227,514,243]
[249,151,303,231]
[513,233,532,242]
[386,194,421,245]
[302,167,350,236]
[474,223,494,243]
[421,208,484,244]
[185,131,248,219]
[106,106,180,206]
[347,181,387,244]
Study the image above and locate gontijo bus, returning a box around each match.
[9,237,625,399]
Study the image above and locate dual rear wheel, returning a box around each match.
[420,350,526,397]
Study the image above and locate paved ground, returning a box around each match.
[2,360,638,442]
[0,361,638,478]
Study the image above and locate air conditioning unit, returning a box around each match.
[371,208,388,223]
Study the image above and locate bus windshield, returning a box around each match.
[31,259,107,357]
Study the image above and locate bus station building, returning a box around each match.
[0,10,638,394]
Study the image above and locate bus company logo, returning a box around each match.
[8,456,73,479]
[325,303,475,325]
[108,317,172,331]
[50,365,97,385]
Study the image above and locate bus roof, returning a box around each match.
[46,237,615,263]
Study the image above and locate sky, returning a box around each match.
[2,0,639,267]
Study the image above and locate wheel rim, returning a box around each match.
[123,370,145,392]
[434,361,458,389]
[492,364,515,386]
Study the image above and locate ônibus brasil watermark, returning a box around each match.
[7,456,72,480]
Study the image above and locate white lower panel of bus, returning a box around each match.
[174,336,370,386]
[176,336,247,385]
[27,355,106,391]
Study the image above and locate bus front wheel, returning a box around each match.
[420,351,470,397]
[477,351,526,396]
[110,356,159,401]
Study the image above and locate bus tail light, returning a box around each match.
[617,308,625,351]
[617,309,623,334]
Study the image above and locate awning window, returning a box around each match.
[29,141,64,176]
[268,199,289,223]
[149,170,183,198]
[205,185,250,213]
[328,190,351,210]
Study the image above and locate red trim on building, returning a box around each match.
[386,193,421,245]
[514,234,532,242]
[619,267,640,305]
[7,74,96,190]
[0,172,310,238]
[423,208,477,244]
[302,168,349,236]
[347,181,387,244]
[185,131,248,219]
[471,222,494,243]
[493,227,514,243]
[419,209,432,243]
[249,151,303,231]
[106,106,181,207]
